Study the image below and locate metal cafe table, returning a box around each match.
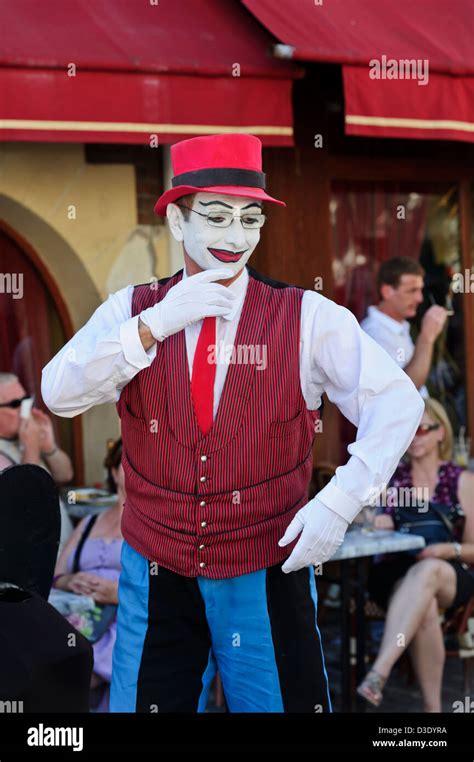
[329,528,426,712]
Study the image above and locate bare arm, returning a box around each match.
[54,523,119,602]
[404,306,448,389]
[53,517,88,589]
[403,334,435,389]
[20,409,73,482]
[42,448,73,484]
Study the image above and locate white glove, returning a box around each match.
[140,268,236,341]
[278,498,349,573]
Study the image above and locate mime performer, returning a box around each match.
[42,133,424,713]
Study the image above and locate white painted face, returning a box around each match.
[167,192,263,275]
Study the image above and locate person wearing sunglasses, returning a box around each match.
[358,397,474,710]
[42,133,425,713]
[0,372,74,554]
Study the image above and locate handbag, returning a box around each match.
[392,499,465,555]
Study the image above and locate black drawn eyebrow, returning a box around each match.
[198,200,262,210]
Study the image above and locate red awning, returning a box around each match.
[0,0,303,146]
[242,0,474,143]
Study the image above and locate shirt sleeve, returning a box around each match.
[41,285,157,417]
[300,290,425,523]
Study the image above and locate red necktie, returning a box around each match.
[191,316,217,435]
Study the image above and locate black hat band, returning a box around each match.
[172,167,266,189]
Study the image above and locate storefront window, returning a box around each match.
[330,181,466,439]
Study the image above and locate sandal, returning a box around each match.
[356,669,387,707]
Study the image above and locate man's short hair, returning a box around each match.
[377,256,425,298]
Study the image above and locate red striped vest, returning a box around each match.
[117,266,320,578]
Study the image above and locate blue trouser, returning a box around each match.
[110,540,332,712]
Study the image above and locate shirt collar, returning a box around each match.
[181,265,248,321]
[367,305,410,336]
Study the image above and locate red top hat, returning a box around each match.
[154,133,286,216]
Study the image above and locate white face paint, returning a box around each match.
[168,192,262,275]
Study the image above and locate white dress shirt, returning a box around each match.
[41,266,424,523]
[361,305,429,398]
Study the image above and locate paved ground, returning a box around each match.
[319,605,471,713]
[207,600,472,713]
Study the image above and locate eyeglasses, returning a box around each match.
[415,423,441,436]
[0,395,31,409]
[177,205,266,229]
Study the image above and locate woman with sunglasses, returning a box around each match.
[357,398,474,710]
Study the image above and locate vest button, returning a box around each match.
[201,521,207,528]
[200,455,208,462]
[199,562,206,569]
[199,544,205,550]
[199,500,206,507]
[200,476,206,482]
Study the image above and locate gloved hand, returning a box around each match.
[139,268,236,341]
[278,498,349,573]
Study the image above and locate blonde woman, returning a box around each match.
[358,399,474,711]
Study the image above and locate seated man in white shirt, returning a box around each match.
[361,256,448,398]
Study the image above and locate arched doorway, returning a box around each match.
[0,223,82,481]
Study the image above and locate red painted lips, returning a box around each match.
[208,248,247,263]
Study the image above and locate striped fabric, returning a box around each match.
[116,268,320,579]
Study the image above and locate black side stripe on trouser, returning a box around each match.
[133,561,330,713]
[265,563,331,712]
[135,564,212,713]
